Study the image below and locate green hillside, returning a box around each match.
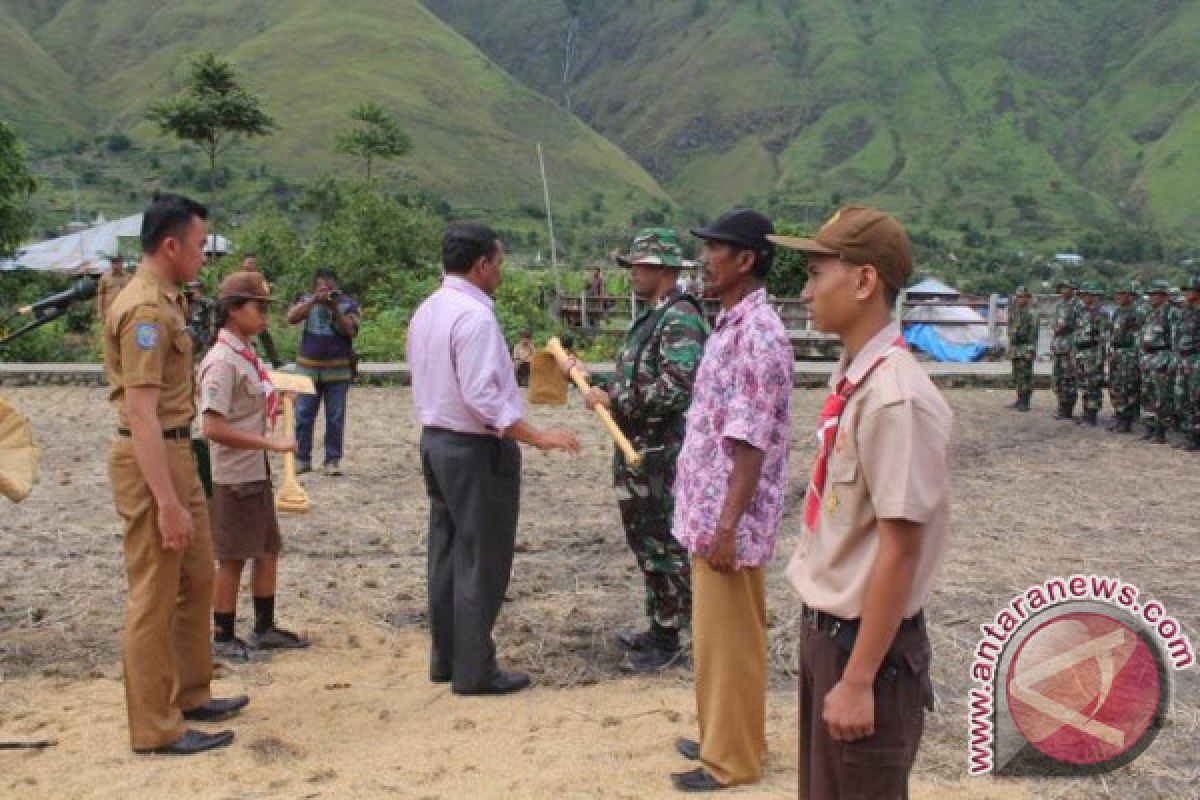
[426,0,1200,245]
[0,0,667,222]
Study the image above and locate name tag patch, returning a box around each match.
[134,322,159,350]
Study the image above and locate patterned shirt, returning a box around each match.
[672,288,793,568]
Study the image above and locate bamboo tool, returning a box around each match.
[544,337,642,468]
[267,371,316,513]
[528,350,568,405]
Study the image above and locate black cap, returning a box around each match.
[690,209,775,257]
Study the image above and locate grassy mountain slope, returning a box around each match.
[426,0,1200,243]
[0,0,667,218]
[0,3,89,147]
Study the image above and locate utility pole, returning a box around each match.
[537,142,561,321]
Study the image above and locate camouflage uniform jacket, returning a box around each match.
[1051,297,1081,355]
[1109,305,1144,354]
[1075,305,1109,357]
[1141,304,1173,355]
[1175,305,1200,358]
[606,290,708,471]
[1009,306,1037,360]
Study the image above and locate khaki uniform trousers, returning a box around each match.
[109,437,214,750]
[692,557,768,786]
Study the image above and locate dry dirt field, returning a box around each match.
[0,386,1195,799]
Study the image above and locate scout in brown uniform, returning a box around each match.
[105,194,248,755]
[96,253,132,322]
[199,272,309,661]
[773,208,954,799]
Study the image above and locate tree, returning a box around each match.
[147,53,275,244]
[0,121,36,255]
[334,102,412,181]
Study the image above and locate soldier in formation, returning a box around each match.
[1050,279,1081,420]
[1073,282,1108,426]
[1139,279,1175,444]
[1106,281,1144,434]
[1007,286,1036,412]
[1173,276,1200,451]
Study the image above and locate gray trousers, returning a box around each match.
[419,427,521,691]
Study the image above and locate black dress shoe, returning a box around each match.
[676,737,700,761]
[671,768,724,792]
[430,671,452,684]
[617,627,655,651]
[453,670,531,696]
[183,695,249,722]
[136,729,234,756]
[622,645,683,673]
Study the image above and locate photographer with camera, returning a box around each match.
[285,268,360,476]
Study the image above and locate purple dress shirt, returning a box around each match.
[408,275,524,436]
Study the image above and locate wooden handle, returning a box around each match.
[545,338,642,467]
[281,394,296,479]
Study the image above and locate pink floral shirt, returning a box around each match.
[673,289,793,568]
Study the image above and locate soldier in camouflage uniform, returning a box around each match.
[1139,279,1175,444]
[1051,279,1081,419]
[584,229,709,672]
[1172,276,1200,451]
[1106,282,1144,433]
[1007,285,1037,412]
[1073,282,1109,426]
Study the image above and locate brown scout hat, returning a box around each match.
[767,206,914,291]
[218,271,274,302]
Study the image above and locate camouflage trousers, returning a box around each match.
[1108,351,1141,420]
[1011,356,1034,394]
[1174,355,1200,433]
[1140,353,1175,428]
[1052,352,1077,405]
[1074,348,1105,413]
[614,462,691,632]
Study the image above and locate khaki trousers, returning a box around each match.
[692,557,768,786]
[109,438,214,750]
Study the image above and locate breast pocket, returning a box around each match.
[824,438,859,528]
[164,328,193,386]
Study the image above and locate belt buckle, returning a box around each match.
[803,607,819,629]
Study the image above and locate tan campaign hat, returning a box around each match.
[218,271,274,302]
[768,206,914,291]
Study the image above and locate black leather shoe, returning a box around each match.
[671,768,724,792]
[453,670,531,696]
[183,695,249,722]
[618,627,655,651]
[676,737,700,761]
[137,729,234,755]
[621,645,683,673]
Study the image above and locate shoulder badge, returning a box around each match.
[134,322,158,350]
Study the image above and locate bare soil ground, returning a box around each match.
[1,387,1195,799]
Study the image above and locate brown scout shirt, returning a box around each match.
[197,332,270,485]
[787,322,953,619]
[97,271,133,322]
[104,268,196,431]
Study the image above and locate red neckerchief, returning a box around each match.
[803,335,907,533]
[218,330,279,428]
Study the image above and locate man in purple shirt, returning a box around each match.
[408,223,580,696]
[669,209,793,792]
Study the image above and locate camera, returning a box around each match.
[329,290,343,302]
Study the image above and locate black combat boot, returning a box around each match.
[1184,432,1200,452]
[1085,410,1098,426]
[1017,392,1031,412]
[1140,422,1157,440]
[1154,424,1167,444]
[620,625,682,673]
[1054,400,1073,420]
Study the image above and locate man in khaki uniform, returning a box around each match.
[105,194,248,755]
[96,253,132,322]
[773,208,953,799]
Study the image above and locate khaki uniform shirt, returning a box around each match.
[103,268,196,431]
[96,271,132,322]
[198,332,270,485]
[787,323,953,619]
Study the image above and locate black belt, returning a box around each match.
[1142,346,1167,352]
[116,426,192,440]
[802,605,924,636]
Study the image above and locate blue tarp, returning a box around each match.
[904,324,989,363]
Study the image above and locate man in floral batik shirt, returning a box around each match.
[668,209,793,793]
